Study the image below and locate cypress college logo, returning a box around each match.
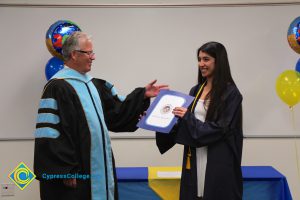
[8,162,36,190]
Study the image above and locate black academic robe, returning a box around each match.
[34,78,149,200]
[156,84,243,200]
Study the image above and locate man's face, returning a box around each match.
[73,39,95,73]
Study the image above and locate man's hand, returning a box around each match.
[144,80,169,98]
[63,178,77,188]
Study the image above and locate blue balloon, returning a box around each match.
[45,57,64,80]
[296,58,300,73]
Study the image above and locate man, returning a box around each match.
[34,31,167,200]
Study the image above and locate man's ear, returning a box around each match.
[70,51,76,60]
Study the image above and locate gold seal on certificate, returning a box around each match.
[160,104,172,114]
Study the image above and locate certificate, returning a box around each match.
[137,90,194,133]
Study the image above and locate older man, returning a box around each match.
[34,32,167,200]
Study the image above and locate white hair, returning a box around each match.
[61,31,92,61]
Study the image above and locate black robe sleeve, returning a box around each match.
[155,85,200,154]
[175,84,243,148]
[92,79,150,132]
[156,128,177,154]
[34,80,81,179]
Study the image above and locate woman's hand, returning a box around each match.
[173,107,188,118]
[139,111,147,120]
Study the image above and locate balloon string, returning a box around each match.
[290,106,300,184]
[289,106,296,130]
[295,140,300,184]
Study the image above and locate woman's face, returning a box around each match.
[198,51,216,79]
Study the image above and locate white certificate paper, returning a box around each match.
[137,90,194,133]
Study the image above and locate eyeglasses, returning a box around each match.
[75,50,95,57]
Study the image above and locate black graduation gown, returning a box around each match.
[156,84,243,200]
[34,78,150,200]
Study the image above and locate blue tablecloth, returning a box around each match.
[116,166,293,200]
[117,167,161,199]
[242,166,292,200]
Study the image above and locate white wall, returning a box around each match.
[0,139,300,200]
[1,1,300,140]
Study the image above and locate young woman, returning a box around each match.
[156,42,243,200]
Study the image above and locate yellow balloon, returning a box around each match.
[276,70,300,107]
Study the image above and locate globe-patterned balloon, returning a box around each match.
[46,20,81,59]
[287,16,300,54]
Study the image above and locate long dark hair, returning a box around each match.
[197,41,235,121]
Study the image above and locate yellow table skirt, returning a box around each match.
[148,166,182,200]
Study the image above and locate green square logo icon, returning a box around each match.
[8,162,36,190]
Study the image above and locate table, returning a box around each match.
[116,166,292,200]
[117,167,160,200]
[242,166,292,200]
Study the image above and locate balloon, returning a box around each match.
[46,20,81,59]
[296,58,300,73]
[45,57,64,80]
[287,16,300,54]
[275,70,300,107]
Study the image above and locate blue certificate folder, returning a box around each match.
[137,90,194,133]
